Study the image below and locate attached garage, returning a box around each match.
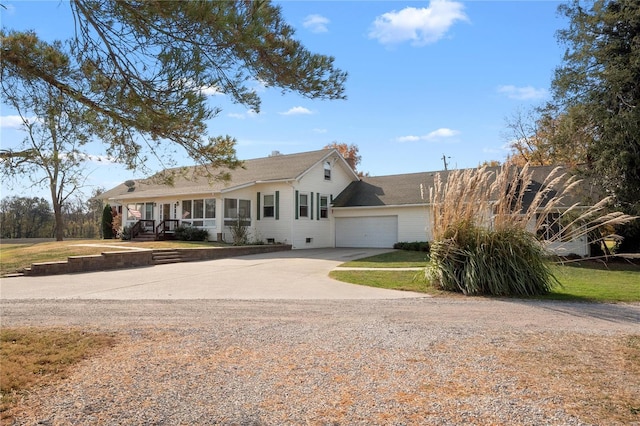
[335,216,398,248]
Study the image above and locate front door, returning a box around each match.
[160,203,171,222]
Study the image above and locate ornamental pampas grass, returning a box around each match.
[425,163,636,296]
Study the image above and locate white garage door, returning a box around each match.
[335,216,398,248]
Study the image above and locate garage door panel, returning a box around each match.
[335,216,398,248]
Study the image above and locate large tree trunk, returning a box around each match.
[51,187,64,241]
[53,209,64,241]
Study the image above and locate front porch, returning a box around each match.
[129,219,181,242]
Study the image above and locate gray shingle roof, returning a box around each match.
[101,149,338,200]
[332,166,600,208]
[332,172,432,207]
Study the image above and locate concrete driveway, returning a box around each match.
[0,248,426,300]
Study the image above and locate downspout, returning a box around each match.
[289,181,296,249]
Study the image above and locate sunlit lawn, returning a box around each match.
[332,251,640,302]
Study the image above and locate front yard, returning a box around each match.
[330,251,640,303]
[0,239,226,277]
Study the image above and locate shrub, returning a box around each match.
[394,241,430,252]
[101,204,113,239]
[615,219,640,253]
[175,225,208,241]
[228,217,250,245]
[120,225,131,240]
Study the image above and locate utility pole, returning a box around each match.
[441,153,451,171]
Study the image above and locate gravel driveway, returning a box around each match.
[3,298,639,425]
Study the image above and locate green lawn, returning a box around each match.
[546,262,640,302]
[329,270,441,294]
[339,250,429,268]
[332,251,640,302]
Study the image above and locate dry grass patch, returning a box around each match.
[0,327,117,418]
[0,239,228,276]
[470,332,640,425]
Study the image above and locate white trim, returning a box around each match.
[296,149,359,181]
[332,203,428,210]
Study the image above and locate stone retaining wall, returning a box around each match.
[176,245,291,262]
[26,244,292,276]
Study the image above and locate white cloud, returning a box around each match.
[303,14,330,33]
[279,106,313,116]
[369,0,468,47]
[228,110,258,120]
[312,128,328,134]
[497,85,548,100]
[0,115,26,129]
[397,135,421,142]
[200,85,223,96]
[424,128,459,140]
[396,128,460,142]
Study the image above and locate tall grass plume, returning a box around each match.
[424,164,636,296]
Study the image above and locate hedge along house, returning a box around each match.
[101,148,598,256]
[99,149,360,248]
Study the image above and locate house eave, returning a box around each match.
[332,203,428,210]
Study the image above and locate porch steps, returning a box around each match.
[152,249,184,265]
[132,232,156,242]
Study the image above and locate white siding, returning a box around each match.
[544,239,589,257]
[289,153,356,249]
[253,184,294,245]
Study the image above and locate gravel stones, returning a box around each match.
[3,298,639,425]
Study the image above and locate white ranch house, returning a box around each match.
[100,148,594,256]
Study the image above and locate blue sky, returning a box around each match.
[0,0,567,200]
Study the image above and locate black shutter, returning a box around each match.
[256,192,261,221]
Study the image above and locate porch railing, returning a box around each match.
[156,219,180,240]
[130,219,155,240]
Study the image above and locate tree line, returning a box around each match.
[500,0,639,252]
[0,194,104,240]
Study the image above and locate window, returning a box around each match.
[299,193,309,218]
[144,203,153,220]
[324,161,331,180]
[320,195,328,219]
[126,202,153,221]
[537,212,561,241]
[182,198,215,227]
[182,200,192,219]
[225,198,251,225]
[263,194,275,218]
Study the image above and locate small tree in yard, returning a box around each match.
[102,204,113,239]
[229,217,250,246]
[425,164,636,296]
